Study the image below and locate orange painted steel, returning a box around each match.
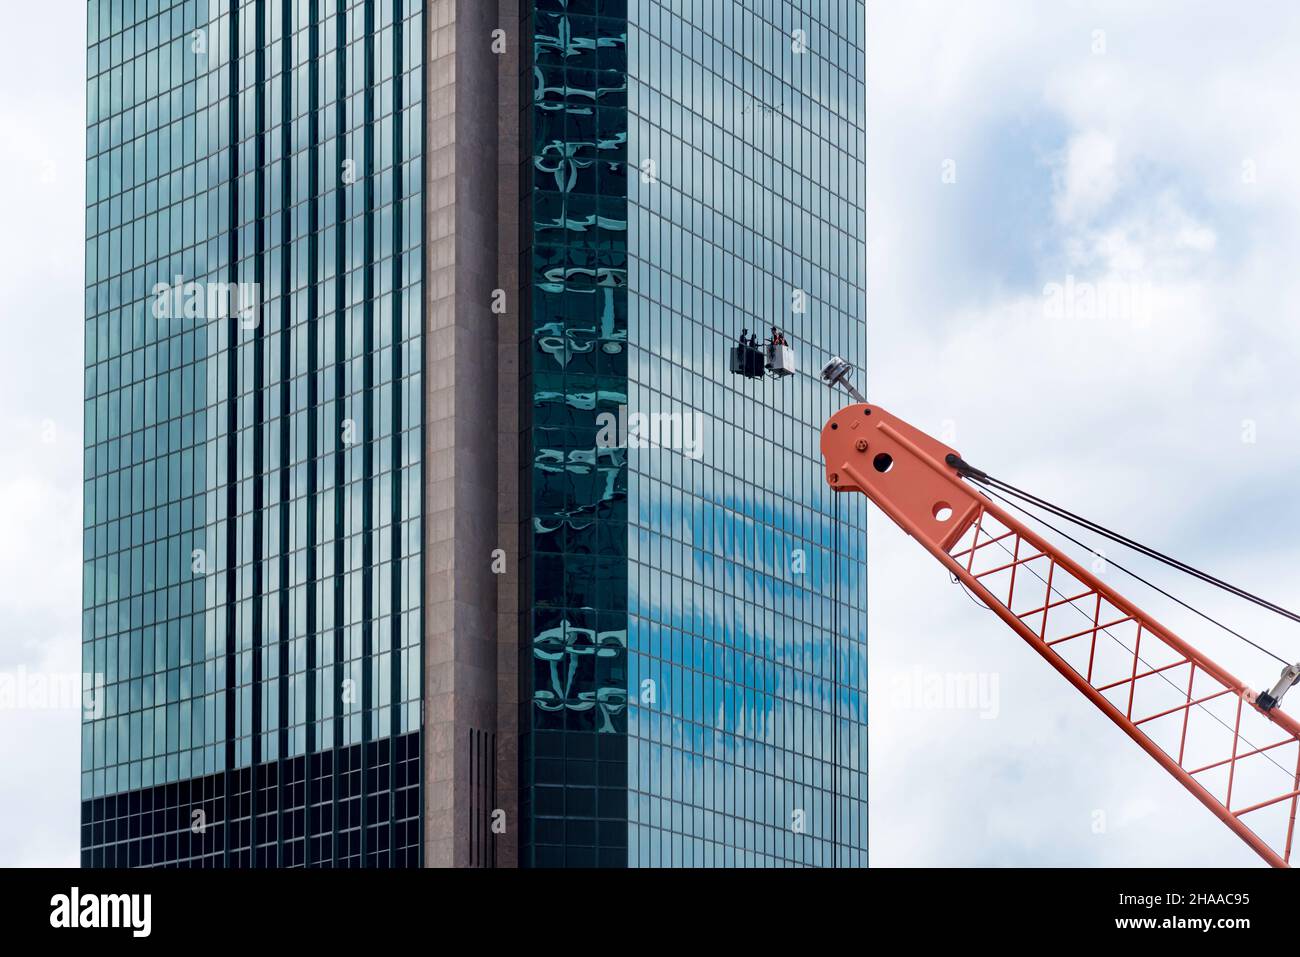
[822,402,1300,867]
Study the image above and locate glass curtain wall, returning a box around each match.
[522,0,632,868]
[623,0,867,867]
[81,0,424,867]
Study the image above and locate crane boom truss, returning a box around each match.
[822,403,1300,867]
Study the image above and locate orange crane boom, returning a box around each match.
[821,399,1300,867]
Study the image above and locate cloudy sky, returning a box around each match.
[0,2,88,866]
[4,1,1300,867]
[866,0,1300,866]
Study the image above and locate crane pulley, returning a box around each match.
[818,360,1300,868]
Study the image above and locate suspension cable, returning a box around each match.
[975,483,1291,667]
[950,457,1300,630]
[969,518,1299,785]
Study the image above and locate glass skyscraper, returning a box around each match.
[623,0,867,868]
[521,0,866,867]
[82,0,865,868]
[82,0,425,866]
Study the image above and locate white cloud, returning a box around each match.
[1054,131,1119,226]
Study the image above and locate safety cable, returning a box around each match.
[954,462,1300,630]
[950,571,992,608]
[975,484,1290,667]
